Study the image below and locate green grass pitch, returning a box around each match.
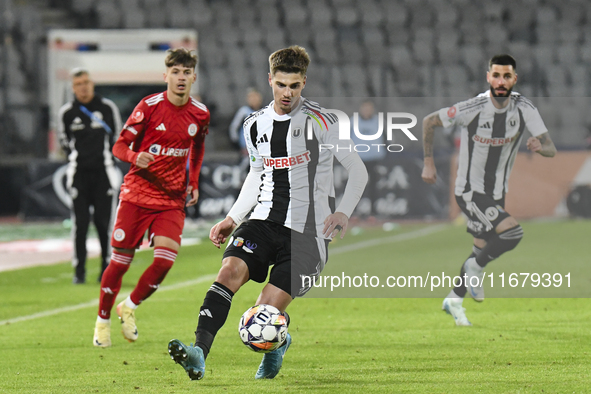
[0,220,590,393]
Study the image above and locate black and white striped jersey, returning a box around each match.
[440,91,548,201]
[238,97,365,239]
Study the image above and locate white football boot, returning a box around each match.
[442,294,472,326]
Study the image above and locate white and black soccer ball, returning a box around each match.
[238,304,288,353]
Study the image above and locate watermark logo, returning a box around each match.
[302,108,418,153]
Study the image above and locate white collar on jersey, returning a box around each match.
[268,97,305,121]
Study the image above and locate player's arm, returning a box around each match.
[526,132,556,157]
[186,119,209,207]
[209,167,262,248]
[210,120,262,248]
[322,118,369,239]
[421,110,443,184]
[105,99,123,146]
[327,151,368,239]
[112,102,154,168]
[57,105,72,156]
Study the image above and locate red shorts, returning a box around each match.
[111,201,185,249]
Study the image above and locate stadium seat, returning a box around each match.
[536,5,558,25]
[389,45,413,69]
[413,40,435,65]
[434,4,459,28]
[95,1,122,28]
[283,4,307,26]
[556,44,580,65]
[382,1,408,26]
[259,6,281,29]
[264,28,287,51]
[71,0,94,14]
[532,45,556,66]
[310,4,333,27]
[360,2,385,26]
[569,65,589,97]
[286,26,312,48]
[335,7,359,27]
[243,29,264,47]
[121,7,146,29]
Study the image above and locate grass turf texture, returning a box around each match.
[0,220,590,393]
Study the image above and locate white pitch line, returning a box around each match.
[0,225,446,326]
[0,274,216,326]
[330,224,447,256]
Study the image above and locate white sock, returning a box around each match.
[97,316,110,324]
[465,257,483,273]
[447,289,464,303]
[125,296,139,310]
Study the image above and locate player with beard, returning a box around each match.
[421,54,556,326]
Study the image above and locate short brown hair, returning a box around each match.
[269,45,310,76]
[165,48,198,70]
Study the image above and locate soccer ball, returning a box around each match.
[238,304,288,353]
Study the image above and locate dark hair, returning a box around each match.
[489,54,517,70]
[165,48,198,70]
[269,45,310,76]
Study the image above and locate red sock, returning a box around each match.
[98,251,133,319]
[130,247,177,305]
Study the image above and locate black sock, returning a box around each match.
[282,311,290,327]
[475,225,523,268]
[194,282,234,359]
[452,245,482,298]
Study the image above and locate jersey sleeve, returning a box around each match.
[121,100,149,141]
[439,105,462,128]
[112,100,149,163]
[104,98,123,145]
[439,97,483,128]
[57,104,72,154]
[318,112,368,218]
[521,104,548,137]
[244,117,262,170]
[187,110,210,190]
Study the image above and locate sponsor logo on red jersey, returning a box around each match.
[472,134,517,146]
[149,144,190,157]
[263,151,311,169]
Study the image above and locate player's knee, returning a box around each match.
[217,258,249,287]
[496,224,523,252]
[496,216,519,233]
[154,257,174,271]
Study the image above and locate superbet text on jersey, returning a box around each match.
[119,91,210,209]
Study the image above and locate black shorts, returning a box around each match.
[222,219,329,298]
[456,192,511,240]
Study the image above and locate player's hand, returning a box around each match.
[526,136,542,152]
[421,162,437,184]
[136,152,155,168]
[186,186,199,207]
[209,216,237,249]
[323,212,349,239]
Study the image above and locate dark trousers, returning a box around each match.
[70,167,114,281]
